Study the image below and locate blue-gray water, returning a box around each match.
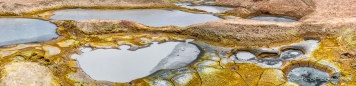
[71,42,181,82]
[0,18,58,46]
[175,3,233,13]
[288,67,331,86]
[51,9,221,27]
[250,16,297,22]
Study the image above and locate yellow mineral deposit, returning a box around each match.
[42,45,61,57]
[0,50,18,58]
[1,62,54,86]
[0,0,355,86]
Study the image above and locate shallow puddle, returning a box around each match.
[250,16,297,22]
[0,18,58,47]
[175,3,233,13]
[51,9,221,27]
[230,51,257,62]
[72,42,201,82]
[288,67,331,86]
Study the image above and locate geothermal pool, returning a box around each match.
[71,42,200,82]
[51,9,221,27]
[0,18,58,47]
[288,67,331,86]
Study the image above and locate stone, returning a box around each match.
[150,42,200,73]
[1,62,54,86]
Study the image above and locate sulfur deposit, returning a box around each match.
[0,0,355,86]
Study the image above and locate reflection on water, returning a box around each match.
[0,18,58,47]
[71,42,180,82]
[51,9,221,27]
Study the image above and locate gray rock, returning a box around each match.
[150,42,201,73]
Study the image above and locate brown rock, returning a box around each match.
[352,62,356,70]
[258,0,314,18]
[0,0,173,15]
[225,7,257,17]
[217,0,314,18]
[183,19,302,47]
[340,52,354,59]
[300,0,356,22]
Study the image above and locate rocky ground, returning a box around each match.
[0,0,355,86]
[0,0,172,16]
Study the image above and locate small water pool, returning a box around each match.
[0,18,58,47]
[71,42,201,82]
[71,42,181,82]
[250,16,297,22]
[175,3,233,13]
[51,9,221,27]
[288,67,331,86]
